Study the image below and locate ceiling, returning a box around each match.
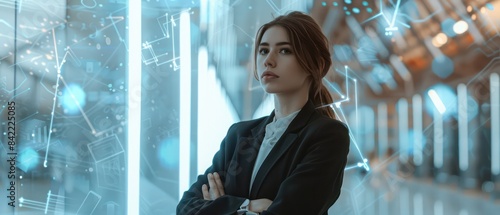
[205,0,500,119]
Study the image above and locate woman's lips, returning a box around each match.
[261,71,279,80]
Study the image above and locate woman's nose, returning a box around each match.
[264,53,276,68]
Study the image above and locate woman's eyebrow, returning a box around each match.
[259,41,291,46]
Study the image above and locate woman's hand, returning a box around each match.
[202,172,225,200]
[249,198,273,213]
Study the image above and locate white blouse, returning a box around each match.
[249,109,301,193]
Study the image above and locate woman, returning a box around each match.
[177,11,350,215]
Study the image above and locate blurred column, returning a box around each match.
[491,73,500,199]
[412,94,425,177]
[457,84,478,189]
[378,102,388,158]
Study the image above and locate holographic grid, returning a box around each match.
[1,0,128,214]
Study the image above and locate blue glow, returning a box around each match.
[407,130,414,154]
[367,7,372,13]
[353,7,360,14]
[344,0,352,4]
[333,1,338,6]
[322,1,327,7]
[371,64,394,84]
[18,147,40,172]
[362,1,369,6]
[452,95,479,122]
[431,55,454,79]
[158,137,179,169]
[486,3,494,10]
[424,84,457,120]
[333,44,354,62]
[61,83,86,115]
[441,18,457,37]
[346,11,351,15]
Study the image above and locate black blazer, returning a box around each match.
[177,100,350,215]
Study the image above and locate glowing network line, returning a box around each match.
[44,28,62,168]
[0,19,14,30]
[142,11,185,68]
[321,65,370,172]
[265,0,281,15]
[19,190,65,214]
[109,15,125,42]
[44,30,98,168]
[44,190,51,214]
[362,0,402,35]
[0,0,38,11]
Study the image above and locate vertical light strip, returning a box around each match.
[412,94,423,165]
[458,84,469,171]
[400,187,409,215]
[398,98,409,162]
[433,108,444,168]
[378,102,388,157]
[414,193,423,215]
[197,46,208,174]
[179,11,191,199]
[491,73,500,175]
[434,200,444,215]
[355,79,359,143]
[127,0,141,214]
[199,0,208,31]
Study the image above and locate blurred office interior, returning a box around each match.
[0,0,499,214]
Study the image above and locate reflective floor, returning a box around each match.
[4,170,499,215]
[330,171,500,215]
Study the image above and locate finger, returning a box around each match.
[207,173,220,198]
[202,184,210,200]
[213,172,225,196]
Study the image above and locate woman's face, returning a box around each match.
[257,26,311,95]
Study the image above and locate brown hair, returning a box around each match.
[253,11,336,119]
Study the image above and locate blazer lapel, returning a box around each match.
[249,100,317,198]
[233,114,273,196]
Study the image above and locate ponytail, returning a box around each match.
[310,80,336,119]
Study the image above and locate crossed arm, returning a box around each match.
[177,121,349,215]
[202,172,272,213]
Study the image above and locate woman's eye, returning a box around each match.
[259,49,269,55]
[280,48,292,54]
